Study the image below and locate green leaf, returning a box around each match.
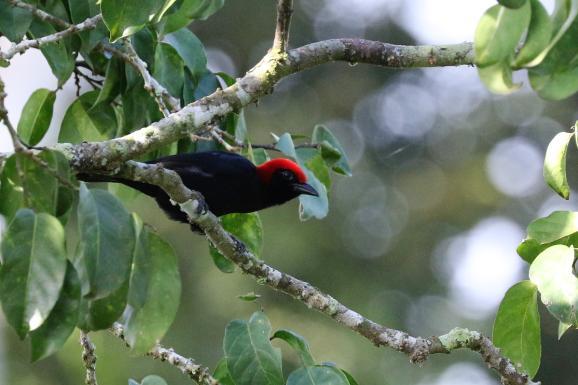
[275,133,329,220]
[0,209,67,338]
[213,357,236,385]
[163,28,207,77]
[30,262,81,361]
[543,132,572,199]
[17,89,56,146]
[0,0,33,42]
[513,0,553,67]
[305,153,331,190]
[474,2,531,66]
[28,19,75,86]
[529,245,578,324]
[59,90,118,143]
[101,0,166,42]
[94,56,124,106]
[477,61,521,94]
[286,366,350,385]
[493,280,541,378]
[558,321,572,339]
[194,71,220,100]
[312,125,352,176]
[272,329,315,366]
[124,219,181,355]
[68,0,107,54]
[0,150,75,221]
[76,184,135,299]
[141,375,168,385]
[238,292,261,302]
[209,213,263,273]
[527,211,578,244]
[529,65,578,100]
[340,369,359,385]
[153,42,185,98]
[498,0,528,8]
[252,148,270,165]
[159,0,225,34]
[77,278,129,331]
[224,311,283,385]
[131,27,156,70]
[517,238,548,264]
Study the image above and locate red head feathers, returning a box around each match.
[256,158,307,184]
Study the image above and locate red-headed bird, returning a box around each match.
[78,151,318,229]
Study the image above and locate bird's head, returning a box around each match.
[256,158,318,205]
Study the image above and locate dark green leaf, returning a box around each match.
[224,311,283,385]
[272,329,315,366]
[131,27,156,71]
[305,153,331,190]
[68,0,107,54]
[76,184,135,299]
[0,0,33,42]
[527,211,578,244]
[209,212,263,273]
[194,71,219,100]
[28,19,75,86]
[124,218,181,355]
[543,132,572,199]
[77,278,129,331]
[94,56,124,106]
[529,245,578,324]
[59,90,118,143]
[213,357,236,385]
[529,65,578,100]
[153,42,185,97]
[493,280,541,378]
[101,0,166,42]
[30,262,81,361]
[0,209,67,338]
[0,150,75,221]
[312,125,351,176]
[513,0,553,67]
[286,366,349,385]
[164,27,207,76]
[17,89,56,146]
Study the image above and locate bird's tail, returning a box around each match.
[76,173,162,198]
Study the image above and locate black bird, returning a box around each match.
[78,151,318,229]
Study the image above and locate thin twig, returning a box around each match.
[8,0,70,29]
[110,323,219,385]
[273,0,293,52]
[99,40,180,116]
[80,331,98,385]
[0,14,102,61]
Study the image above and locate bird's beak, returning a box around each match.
[293,182,319,197]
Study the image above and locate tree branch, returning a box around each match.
[85,161,537,385]
[110,323,219,385]
[8,0,70,29]
[54,39,473,171]
[273,0,293,52]
[0,14,102,62]
[80,331,98,385]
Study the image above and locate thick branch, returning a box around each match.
[273,0,293,52]
[110,323,219,385]
[0,14,102,61]
[92,163,536,385]
[55,39,473,170]
[9,0,69,29]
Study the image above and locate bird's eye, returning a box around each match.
[279,169,296,181]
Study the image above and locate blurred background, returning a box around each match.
[2,0,578,384]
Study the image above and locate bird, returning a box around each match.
[77,151,318,231]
